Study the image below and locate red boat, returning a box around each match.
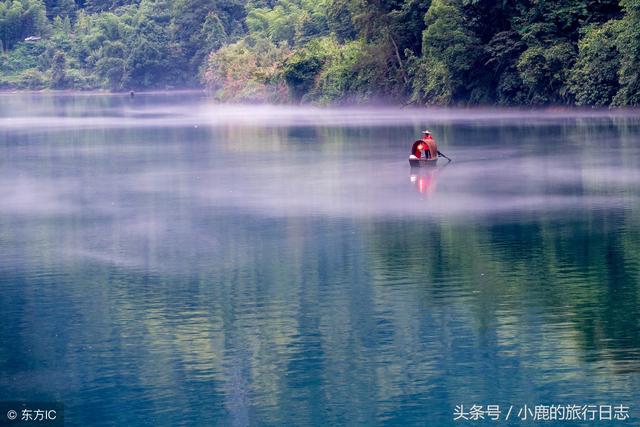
[409,139,439,167]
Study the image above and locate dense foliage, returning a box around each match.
[1,0,639,105]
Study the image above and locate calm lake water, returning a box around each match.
[0,93,639,426]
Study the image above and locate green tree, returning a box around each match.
[350,0,429,89]
[569,21,621,106]
[171,0,241,79]
[49,50,67,87]
[47,0,76,17]
[516,43,575,104]
[614,0,640,105]
[84,0,137,12]
[95,40,125,89]
[0,0,47,50]
[283,40,327,100]
[485,31,526,104]
[412,0,482,104]
[124,0,179,88]
[409,58,453,104]
[203,38,290,102]
[199,12,227,69]
[325,0,355,42]
[246,0,328,46]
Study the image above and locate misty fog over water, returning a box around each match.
[1,93,639,426]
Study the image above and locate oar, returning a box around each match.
[438,151,452,162]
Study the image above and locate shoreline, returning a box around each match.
[1,89,640,115]
[0,88,207,97]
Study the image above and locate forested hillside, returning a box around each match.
[1,0,639,105]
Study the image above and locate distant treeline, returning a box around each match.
[1,0,639,106]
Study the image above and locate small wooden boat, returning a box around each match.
[409,139,439,167]
[409,155,438,168]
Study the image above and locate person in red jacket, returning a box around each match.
[421,130,438,159]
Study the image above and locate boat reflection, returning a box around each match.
[409,162,450,197]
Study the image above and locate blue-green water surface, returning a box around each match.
[0,93,639,426]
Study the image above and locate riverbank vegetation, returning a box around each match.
[1,0,639,106]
